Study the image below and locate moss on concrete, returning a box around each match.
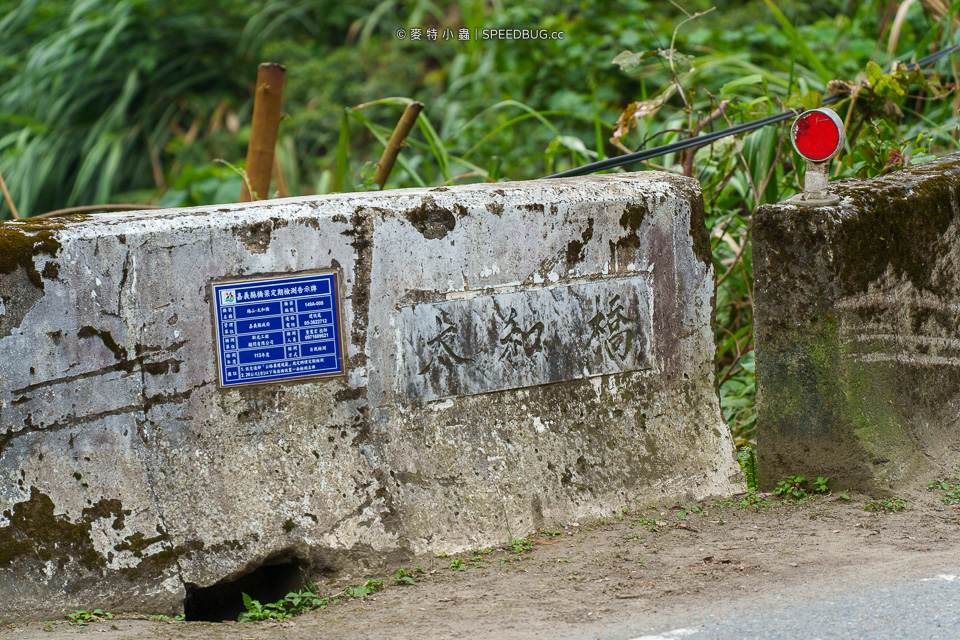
[0,223,61,289]
[0,487,104,569]
[755,154,960,492]
[401,195,456,240]
[830,167,960,297]
[0,488,202,583]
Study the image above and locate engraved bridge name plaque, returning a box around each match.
[401,274,654,403]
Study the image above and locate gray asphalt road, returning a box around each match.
[613,570,960,640]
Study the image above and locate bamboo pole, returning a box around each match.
[374,102,424,189]
[0,167,19,219]
[240,63,286,202]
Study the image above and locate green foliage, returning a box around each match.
[929,479,960,504]
[345,580,382,598]
[774,475,809,501]
[238,579,384,622]
[770,474,829,502]
[509,537,534,554]
[864,496,910,512]
[676,504,707,520]
[737,447,758,490]
[392,568,417,585]
[716,491,773,511]
[928,465,960,504]
[238,592,278,622]
[157,162,244,208]
[449,558,467,571]
[634,517,665,531]
[65,609,114,626]
[0,0,256,217]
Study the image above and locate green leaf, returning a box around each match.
[720,74,764,95]
[611,49,659,72]
[801,90,823,111]
[333,109,351,193]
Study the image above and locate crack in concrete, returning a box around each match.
[12,347,186,395]
[0,383,208,457]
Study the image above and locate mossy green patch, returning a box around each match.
[82,498,131,531]
[0,223,61,289]
[754,159,960,491]
[114,531,168,556]
[618,204,647,233]
[829,169,960,297]
[0,487,104,570]
[402,196,456,240]
[118,539,203,581]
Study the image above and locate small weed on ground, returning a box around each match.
[509,537,534,553]
[632,517,666,531]
[392,569,417,585]
[65,610,114,626]
[928,465,960,504]
[716,491,772,511]
[774,475,808,501]
[239,579,385,622]
[773,475,830,503]
[865,496,910,513]
[676,504,707,520]
[928,479,960,504]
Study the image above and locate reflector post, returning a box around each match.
[789,107,846,206]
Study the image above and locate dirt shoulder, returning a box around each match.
[6,486,960,640]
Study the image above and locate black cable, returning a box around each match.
[543,41,960,179]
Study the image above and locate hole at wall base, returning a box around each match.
[183,557,306,622]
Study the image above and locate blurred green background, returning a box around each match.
[2,0,959,467]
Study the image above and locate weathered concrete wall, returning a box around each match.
[755,153,960,492]
[0,173,741,620]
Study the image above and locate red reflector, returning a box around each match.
[793,111,841,161]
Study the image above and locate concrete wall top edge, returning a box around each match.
[1,172,699,241]
[755,152,960,219]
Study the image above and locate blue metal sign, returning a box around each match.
[210,271,345,387]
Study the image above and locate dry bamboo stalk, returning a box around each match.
[374,102,424,189]
[0,167,19,219]
[240,63,286,202]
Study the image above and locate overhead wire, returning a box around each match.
[543,41,960,179]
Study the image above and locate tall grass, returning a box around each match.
[0,0,254,217]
